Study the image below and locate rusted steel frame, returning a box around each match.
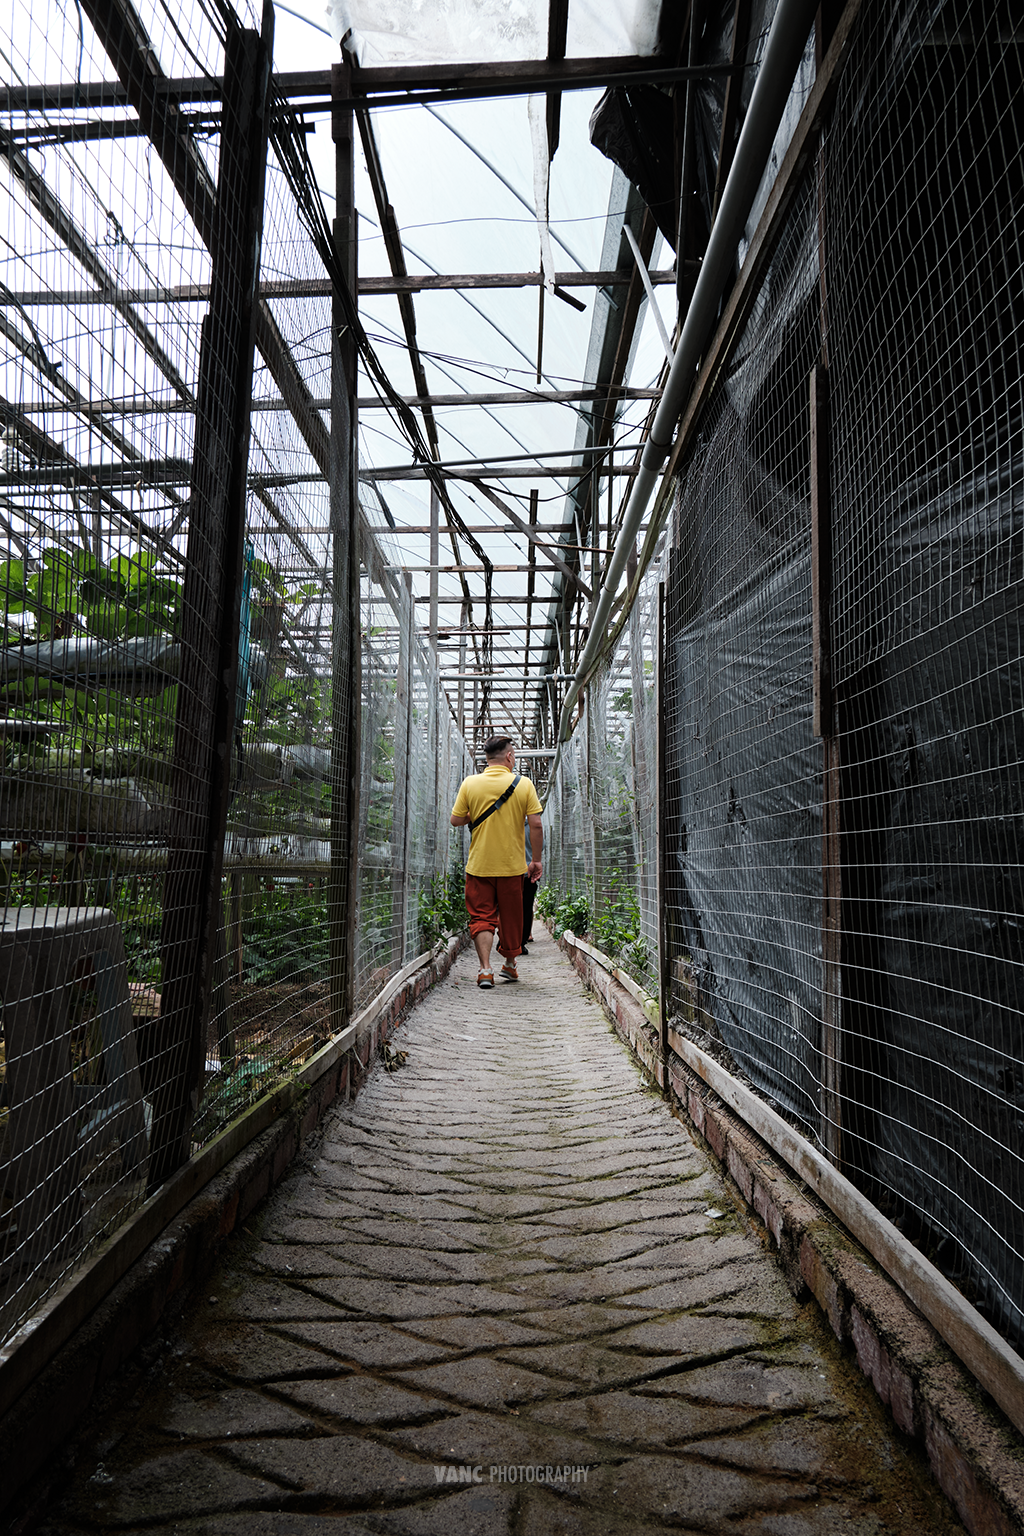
[464,479,592,601]
[710,0,753,224]
[153,6,274,1189]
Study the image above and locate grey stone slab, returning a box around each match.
[65,1448,282,1526]
[324,1243,471,1283]
[363,1484,516,1535]
[206,1279,349,1322]
[251,1242,366,1278]
[399,1313,558,1350]
[498,1340,684,1390]
[636,1355,840,1412]
[301,1275,556,1320]
[272,1320,452,1369]
[154,1386,316,1441]
[514,1491,678,1536]
[437,1192,582,1218]
[604,1314,779,1360]
[571,1452,822,1527]
[387,1408,601,1469]
[273,1375,452,1427]
[341,1218,480,1252]
[224,1435,440,1501]
[191,1323,355,1382]
[110,1519,381,1536]
[513,1301,659,1339]
[392,1356,563,1410]
[530,1388,755,1447]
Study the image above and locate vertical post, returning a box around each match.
[153,7,273,1189]
[428,484,439,653]
[811,362,841,1165]
[330,62,362,1023]
[457,600,467,734]
[392,573,413,963]
[229,870,243,981]
[657,579,671,1097]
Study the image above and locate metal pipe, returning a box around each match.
[555,0,818,752]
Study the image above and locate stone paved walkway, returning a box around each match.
[43,929,963,1535]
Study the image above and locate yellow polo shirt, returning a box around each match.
[452,765,543,877]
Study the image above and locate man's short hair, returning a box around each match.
[483,734,514,758]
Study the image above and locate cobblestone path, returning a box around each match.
[44,929,963,1535]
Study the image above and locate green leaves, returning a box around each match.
[0,543,183,644]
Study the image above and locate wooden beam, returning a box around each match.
[0,58,737,113]
[467,480,592,601]
[0,271,678,306]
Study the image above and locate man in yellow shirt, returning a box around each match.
[451,735,543,987]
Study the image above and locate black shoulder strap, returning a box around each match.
[468,773,521,832]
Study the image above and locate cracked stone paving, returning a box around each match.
[37,929,964,1535]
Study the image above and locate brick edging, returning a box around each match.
[553,927,1024,1536]
[0,932,470,1526]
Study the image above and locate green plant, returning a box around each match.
[241,887,330,984]
[417,860,466,948]
[593,867,642,959]
[551,888,591,940]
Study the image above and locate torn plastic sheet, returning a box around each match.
[528,95,556,294]
[323,0,660,66]
[666,546,824,1134]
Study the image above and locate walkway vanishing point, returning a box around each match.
[37,931,963,1535]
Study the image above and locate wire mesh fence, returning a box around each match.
[650,0,1024,1357]
[544,552,662,999]
[0,0,469,1351]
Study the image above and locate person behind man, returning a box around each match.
[521,819,539,954]
[451,735,543,988]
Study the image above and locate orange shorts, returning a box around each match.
[464,873,525,959]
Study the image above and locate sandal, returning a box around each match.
[477,970,494,988]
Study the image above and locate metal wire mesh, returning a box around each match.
[826,0,1024,1350]
[656,0,1024,1353]
[544,550,663,996]
[0,0,470,1350]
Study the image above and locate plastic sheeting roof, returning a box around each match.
[325,0,660,66]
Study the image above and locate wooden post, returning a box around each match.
[153,6,273,1190]
[457,599,468,734]
[392,574,413,963]
[329,61,362,1024]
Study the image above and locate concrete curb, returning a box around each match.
[554,927,1024,1536]
[0,932,470,1525]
